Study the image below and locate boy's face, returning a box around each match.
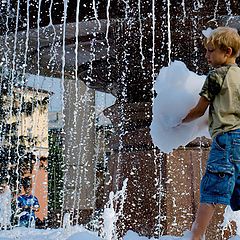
[24,185,32,195]
[205,43,230,68]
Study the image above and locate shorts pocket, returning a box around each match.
[201,164,235,196]
[231,138,240,162]
[208,135,226,162]
[214,134,226,151]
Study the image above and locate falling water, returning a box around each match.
[105,0,111,62]
[138,0,145,69]
[71,0,81,223]
[7,0,25,201]
[47,0,58,72]
[213,0,220,20]
[167,0,171,65]
[93,0,102,30]
[60,0,69,225]
[181,0,187,21]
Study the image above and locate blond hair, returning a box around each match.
[204,27,240,57]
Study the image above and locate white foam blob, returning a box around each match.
[150,61,210,153]
[202,27,213,38]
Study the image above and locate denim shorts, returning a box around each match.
[200,129,240,211]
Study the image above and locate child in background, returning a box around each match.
[181,26,240,240]
[17,177,40,227]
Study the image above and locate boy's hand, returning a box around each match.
[172,119,189,128]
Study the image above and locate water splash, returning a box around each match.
[0,185,12,229]
[62,212,71,230]
[101,178,128,240]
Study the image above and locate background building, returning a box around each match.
[0,71,51,222]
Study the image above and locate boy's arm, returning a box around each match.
[32,197,40,211]
[182,96,210,123]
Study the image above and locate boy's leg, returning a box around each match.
[190,203,215,240]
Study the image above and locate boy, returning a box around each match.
[16,177,40,227]
[181,26,240,240]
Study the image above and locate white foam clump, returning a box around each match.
[0,225,100,240]
[150,61,210,153]
[202,27,213,38]
[124,230,192,239]
[0,223,239,239]
[222,206,240,237]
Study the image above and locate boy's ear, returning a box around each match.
[226,47,233,56]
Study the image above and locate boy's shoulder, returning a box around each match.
[18,194,32,200]
[17,195,24,200]
[212,65,232,74]
[208,65,238,79]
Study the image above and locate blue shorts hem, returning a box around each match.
[200,195,229,205]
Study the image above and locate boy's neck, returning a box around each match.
[224,57,236,65]
[215,59,236,68]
